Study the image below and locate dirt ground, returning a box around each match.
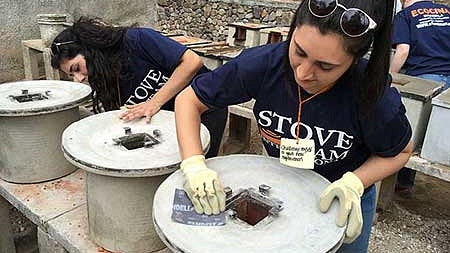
[7,128,450,253]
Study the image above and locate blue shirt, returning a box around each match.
[192,42,412,182]
[392,1,450,76]
[119,28,209,110]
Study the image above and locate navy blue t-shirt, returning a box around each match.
[392,1,450,76]
[192,42,412,182]
[119,28,209,110]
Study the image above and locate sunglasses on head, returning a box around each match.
[50,40,75,55]
[308,0,377,37]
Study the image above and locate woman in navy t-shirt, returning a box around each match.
[175,1,413,252]
[50,17,227,158]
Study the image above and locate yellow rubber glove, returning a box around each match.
[319,172,364,244]
[180,155,226,215]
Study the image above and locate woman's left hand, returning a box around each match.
[319,172,364,244]
[119,100,161,123]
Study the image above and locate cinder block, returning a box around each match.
[259,27,290,45]
[391,73,444,150]
[421,88,450,166]
[226,22,275,47]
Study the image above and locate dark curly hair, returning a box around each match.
[51,16,132,112]
[284,0,395,115]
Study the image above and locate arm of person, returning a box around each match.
[174,86,226,215]
[175,86,209,159]
[353,140,413,188]
[120,49,203,122]
[390,43,410,73]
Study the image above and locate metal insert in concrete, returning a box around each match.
[62,110,210,253]
[153,155,345,253]
[391,73,444,150]
[421,88,450,166]
[0,80,91,183]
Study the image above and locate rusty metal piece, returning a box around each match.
[259,184,271,195]
[153,129,161,137]
[223,186,232,199]
[8,90,51,103]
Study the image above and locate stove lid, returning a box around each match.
[0,80,91,116]
[153,155,345,253]
[62,110,211,177]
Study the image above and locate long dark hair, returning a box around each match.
[285,0,395,114]
[51,17,131,112]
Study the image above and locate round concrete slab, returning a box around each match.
[62,110,210,177]
[153,155,345,253]
[0,80,91,116]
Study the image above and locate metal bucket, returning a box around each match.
[153,155,345,253]
[0,80,91,183]
[62,110,210,253]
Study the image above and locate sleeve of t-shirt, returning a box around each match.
[191,47,269,109]
[127,28,188,72]
[392,12,411,47]
[359,76,412,157]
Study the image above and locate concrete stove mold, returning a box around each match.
[61,110,210,253]
[0,80,91,183]
[153,155,346,253]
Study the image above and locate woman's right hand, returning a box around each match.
[180,155,226,215]
[119,99,161,123]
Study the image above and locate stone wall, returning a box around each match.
[435,0,450,5]
[156,0,299,41]
[0,0,157,83]
[157,0,450,42]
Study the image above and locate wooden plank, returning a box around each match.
[0,169,86,230]
[406,154,450,182]
[47,205,171,253]
[43,48,60,80]
[22,42,40,80]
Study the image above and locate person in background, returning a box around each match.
[175,0,413,252]
[50,17,227,158]
[391,0,450,89]
[390,0,450,196]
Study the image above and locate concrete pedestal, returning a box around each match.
[421,89,450,166]
[226,22,275,47]
[87,173,168,253]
